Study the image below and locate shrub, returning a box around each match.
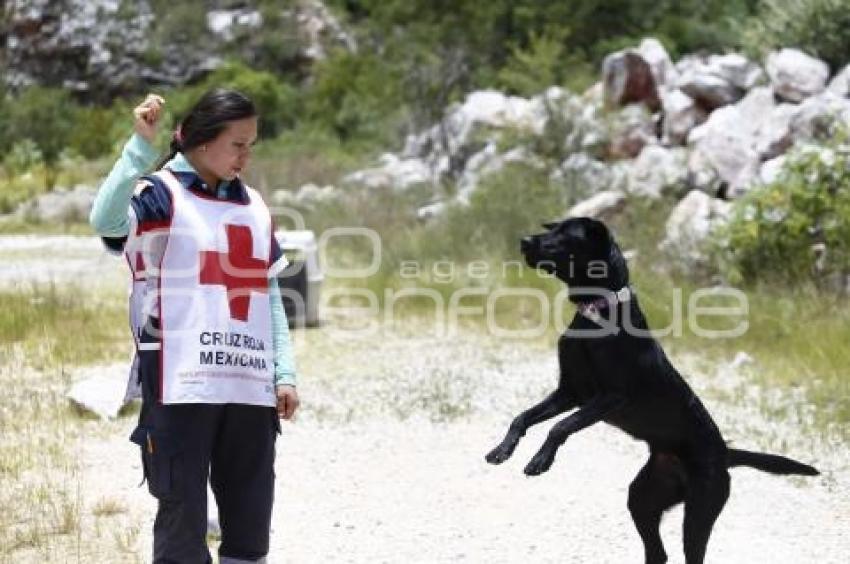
[307,50,405,144]
[718,137,850,288]
[6,87,77,190]
[169,62,301,138]
[736,0,850,71]
[68,102,132,160]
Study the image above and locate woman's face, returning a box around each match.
[195,116,258,182]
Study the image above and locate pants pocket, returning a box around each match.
[130,426,184,500]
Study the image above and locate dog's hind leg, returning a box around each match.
[681,465,730,564]
[485,390,574,465]
[628,453,685,564]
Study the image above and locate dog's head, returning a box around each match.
[521,217,627,289]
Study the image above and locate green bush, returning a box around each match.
[307,50,405,144]
[718,138,850,287]
[496,30,566,96]
[736,0,850,71]
[5,87,77,190]
[68,102,132,160]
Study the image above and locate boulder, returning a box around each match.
[607,104,658,159]
[563,97,609,158]
[293,0,359,60]
[660,190,732,268]
[686,88,780,197]
[827,64,850,97]
[67,365,133,420]
[711,53,765,90]
[206,8,263,42]
[16,184,96,223]
[637,38,678,91]
[677,56,743,110]
[766,48,829,103]
[755,103,796,160]
[789,91,850,142]
[272,183,339,210]
[526,86,573,136]
[626,145,688,199]
[402,89,547,180]
[551,153,629,198]
[675,53,764,111]
[457,142,505,200]
[661,89,708,145]
[443,90,540,152]
[685,148,724,197]
[758,156,788,186]
[342,154,432,190]
[566,190,626,222]
[417,200,447,221]
[602,49,660,110]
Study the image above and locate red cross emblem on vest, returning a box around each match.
[199,224,268,322]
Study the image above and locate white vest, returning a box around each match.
[144,170,276,406]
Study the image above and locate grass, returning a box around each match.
[310,180,850,435]
[0,353,84,558]
[0,284,130,560]
[635,273,850,434]
[0,219,94,235]
[91,497,127,518]
[244,124,381,197]
[0,283,128,370]
[0,155,112,215]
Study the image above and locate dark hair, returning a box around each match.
[155,88,257,170]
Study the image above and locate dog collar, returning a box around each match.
[577,286,633,322]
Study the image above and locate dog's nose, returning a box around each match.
[520,236,534,252]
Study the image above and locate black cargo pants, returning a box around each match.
[131,318,280,564]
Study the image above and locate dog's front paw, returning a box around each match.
[523,449,556,476]
[485,440,516,465]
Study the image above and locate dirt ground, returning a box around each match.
[76,328,848,564]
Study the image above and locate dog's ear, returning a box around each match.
[542,221,559,230]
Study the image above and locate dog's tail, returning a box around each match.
[727,448,819,476]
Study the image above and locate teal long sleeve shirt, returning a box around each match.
[89,134,297,387]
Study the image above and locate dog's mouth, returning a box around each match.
[521,236,544,268]
[521,235,560,271]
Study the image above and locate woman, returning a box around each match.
[90,89,299,564]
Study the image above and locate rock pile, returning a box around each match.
[315,40,850,268]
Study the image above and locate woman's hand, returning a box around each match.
[133,94,165,145]
[275,384,300,421]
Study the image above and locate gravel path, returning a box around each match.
[73,324,848,564]
[0,235,124,289]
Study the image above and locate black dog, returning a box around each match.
[485,217,819,564]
